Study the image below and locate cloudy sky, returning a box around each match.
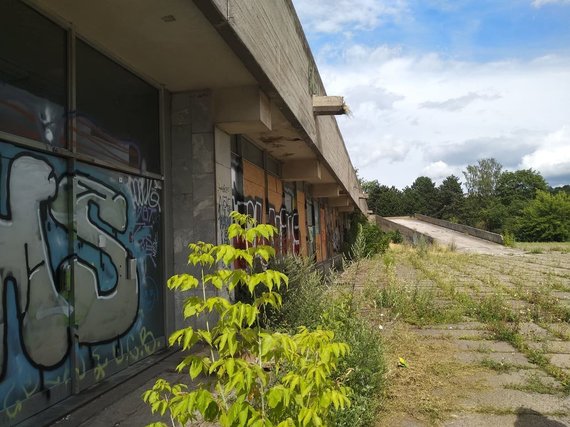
[292,0,570,188]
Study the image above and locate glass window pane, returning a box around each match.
[76,40,160,173]
[0,0,67,146]
[241,138,263,168]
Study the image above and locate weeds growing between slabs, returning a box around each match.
[356,237,570,422]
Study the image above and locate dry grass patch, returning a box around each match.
[375,322,484,426]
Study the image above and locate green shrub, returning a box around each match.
[502,230,516,247]
[269,257,386,427]
[362,223,391,257]
[143,212,350,427]
[515,191,570,242]
[388,229,403,244]
[266,256,328,330]
[326,301,385,427]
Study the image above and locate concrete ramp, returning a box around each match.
[383,216,519,255]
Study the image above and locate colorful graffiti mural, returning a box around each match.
[229,156,301,256]
[0,141,163,421]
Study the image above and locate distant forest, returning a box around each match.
[362,158,570,242]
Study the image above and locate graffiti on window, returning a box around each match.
[0,142,163,418]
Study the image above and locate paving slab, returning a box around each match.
[414,328,491,339]
[444,412,570,427]
[452,340,517,353]
[426,322,487,330]
[459,389,570,414]
[519,322,556,341]
[528,341,570,354]
[547,354,570,369]
[455,351,533,368]
[476,370,563,389]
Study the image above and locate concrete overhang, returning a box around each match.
[30,0,257,92]
[327,197,350,208]
[311,184,340,198]
[214,86,272,134]
[29,0,367,215]
[313,96,347,116]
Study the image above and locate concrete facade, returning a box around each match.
[0,0,366,424]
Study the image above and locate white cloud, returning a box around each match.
[420,92,501,112]
[532,0,570,7]
[520,127,570,178]
[422,161,461,183]
[293,0,407,34]
[317,46,570,187]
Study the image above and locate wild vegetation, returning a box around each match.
[363,158,570,242]
[342,241,570,425]
[144,209,570,425]
[143,212,351,427]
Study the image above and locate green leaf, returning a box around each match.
[190,358,203,379]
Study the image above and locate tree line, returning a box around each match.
[362,158,570,242]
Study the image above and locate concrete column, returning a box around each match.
[170,90,217,331]
[215,127,232,245]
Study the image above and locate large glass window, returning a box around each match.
[0,0,67,146]
[76,40,160,173]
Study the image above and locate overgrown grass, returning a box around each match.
[268,256,386,427]
[390,244,570,394]
[505,372,562,395]
[479,357,525,373]
[515,241,570,254]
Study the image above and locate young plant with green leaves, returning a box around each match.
[143,212,351,427]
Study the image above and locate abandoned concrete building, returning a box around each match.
[0,0,366,424]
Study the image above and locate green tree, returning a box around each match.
[143,212,350,426]
[551,184,570,196]
[496,169,548,206]
[516,191,570,242]
[362,180,405,217]
[436,175,464,220]
[407,176,438,216]
[463,158,503,198]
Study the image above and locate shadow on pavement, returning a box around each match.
[514,408,567,427]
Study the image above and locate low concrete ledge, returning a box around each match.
[374,216,434,245]
[414,214,504,245]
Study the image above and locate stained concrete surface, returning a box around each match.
[387,217,520,255]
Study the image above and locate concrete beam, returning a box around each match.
[337,206,355,213]
[327,196,350,207]
[214,86,271,134]
[282,159,321,182]
[311,183,340,198]
[313,96,347,116]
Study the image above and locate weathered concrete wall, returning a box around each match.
[195,0,364,212]
[170,90,218,330]
[415,214,504,245]
[374,216,435,245]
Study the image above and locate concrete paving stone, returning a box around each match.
[547,323,570,337]
[455,351,534,368]
[444,412,570,427]
[547,354,570,369]
[459,389,570,414]
[427,322,487,330]
[528,341,570,354]
[414,329,491,339]
[477,369,563,390]
[453,339,517,353]
[552,291,570,301]
[519,322,556,341]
